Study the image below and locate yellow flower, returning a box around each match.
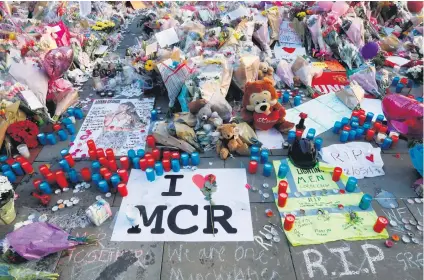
[144,60,154,71]
[297,12,306,18]
[233,32,242,40]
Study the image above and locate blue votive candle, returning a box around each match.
[293,95,301,106]
[137,149,145,158]
[191,152,200,166]
[340,130,349,143]
[128,149,136,158]
[92,173,102,187]
[60,149,69,158]
[68,169,79,184]
[146,167,155,182]
[341,117,350,127]
[263,162,272,177]
[365,112,374,123]
[351,121,359,129]
[363,123,371,133]
[314,137,323,151]
[350,116,359,124]
[381,137,393,150]
[98,180,109,193]
[1,165,11,172]
[155,162,164,176]
[172,159,180,172]
[359,194,373,210]
[282,92,290,103]
[65,124,76,135]
[348,130,357,141]
[37,133,47,145]
[0,156,7,163]
[181,153,189,166]
[57,129,68,141]
[91,161,101,173]
[46,133,57,145]
[376,114,385,123]
[345,177,357,192]
[355,128,364,139]
[260,150,269,164]
[67,108,75,116]
[111,174,121,188]
[391,76,399,86]
[73,108,84,119]
[395,83,404,93]
[250,146,260,157]
[132,157,141,169]
[278,163,289,178]
[250,155,260,162]
[332,121,342,134]
[306,128,316,140]
[11,162,24,176]
[39,182,52,194]
[3,171,16,183]
[287,131,296,144]
[59,159,71,172]
[151,109,158,121]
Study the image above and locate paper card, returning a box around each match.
[256,128,285,149]
[145,41,158,56]
[155,27,179,48]
[227,6,249,20]
[386,56,410,67]
[278,21,303,46]
[20,90,44,110]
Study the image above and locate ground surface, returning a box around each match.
[1,17,423,280]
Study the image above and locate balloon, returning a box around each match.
[409,144,423,177]
[361,42,379,59]
[407,1,424,13]
[318,1,333,11]
[331,1,349,16]
[382,94,424,138]
[43,47,73,80]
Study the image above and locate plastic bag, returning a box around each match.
[276,60,294,88]
[335,81,365,109]
[349,64,382,98]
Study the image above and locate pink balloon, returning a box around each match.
[43,47,73,80]
[382,94,423,138]
[331,1,349,16]
[318,1,333,11]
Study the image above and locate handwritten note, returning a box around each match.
[278,21,302,46]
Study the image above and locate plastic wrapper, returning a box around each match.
[0,263,59,279]
[307,15,325,51]
[167,121,202,151]
[343,17,365,48]
[338,42,361,70]
[233,55,259,90]
[266,7,280,41]
[253,15,271,57]
[349,64,382,98]
[335,81,365,110]
[276,60,294,88]
[291,56,322,87]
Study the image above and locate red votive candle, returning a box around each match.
[80,167,91,182]
[15,156,26,164]
[284,214,295,231]
[358,109,366,116]
[117,169,129,183]
[391,135,399,147]
[33,179,42,190]
[278,193,288,208]
[117,183,128,197]
[87,140,96,151]
[53,124,61,131]
[120,156,130,170]
[162,159,171,172]
[55,170,68,189]
[342,125,351,132]
[144,153,153,160]
[98,157,109,168]
[379,125,388,134]
[171,152,180,160]
[373,122,382,133]
[96,148,105,159]
[373,216,388,233]
[351,110,360,118]
[45,172,56,184]
[64,154,75,167]
[139,158,148,171]
[332,167,342,182]
[88,150,97,160]
[39,165,51,177]
[295,130,302,140]
[248,160,258,174]
[21,162,34,174]
[163,151,171,160]
[108,159,118,172]
[358,115,366,126]
[152,149,161,161]
[365,129,375,141]
[100,167,109,177]
[103,172,112,181]
[105,148,115,161]
[147,158,155,168]
[146,135,156,148]
[278,180,288,194]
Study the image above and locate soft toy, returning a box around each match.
[258,62,275,85]
[216,124,250,159]
[191,99,232,124]
[242,78,294,132]
[195,104,223,130]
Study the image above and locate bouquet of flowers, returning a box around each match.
[338,41,361,70]
[406,65,423,84]
[6,120,39,148]
[91,20,115,33]
[0,263,59,279]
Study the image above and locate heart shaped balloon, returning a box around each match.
[43,47,73,80]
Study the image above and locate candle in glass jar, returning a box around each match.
[191,152,200,166]
[171,159,180,172]
[100,167,109,177]
[295,130,302,140]
[11,162,24,176]
[358,115,366,126]
[98,157,109,168]
[108,159,118,172]
[260,150,269,164]
[91,161,101,173]
[332,167,342,182]
[59,159,71,172]
[33,178,42,190]
[111,174,121,188]
[155,162,164,176]
[391,135,399,147]
[278,163,289,178]
[146,168,155,182]
[137,149,145,158]
[147,158,155,168]
[127,149,136,158]
[181,153,189,166]
[132,157,141,169]
[55,170,68,189]
[263,163,272,177]
[171,152,180,160]
[39,165,51,177]
[365,129,376,141]
[163,151,171,160]
[332,121,342,134]
[45,172,56,184]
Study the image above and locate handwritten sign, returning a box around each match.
[69,98,154,158]
[112,169,253,242]
[320,142,385,179]
[288,161,339,192]
[278,21,302,46]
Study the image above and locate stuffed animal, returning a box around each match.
[194,104,223,130]
[191,99,232,124]
[258,62,275,85]
[242,78,294,132]
[216,123,250,159]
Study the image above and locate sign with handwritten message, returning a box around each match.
[278,21,302,46]
[112,169,253,242]
[69,98,154,158]
[272,160,388,246]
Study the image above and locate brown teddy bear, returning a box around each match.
[241,77,294,133]
[216,123,250,159]
[258,62,275,86]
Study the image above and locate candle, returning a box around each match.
[37,133,47,145]
[248,161,258,174]
[278,180,288,194]
[293,95,301,106]
[57,129,68,141]
[87,140,96,151]
[391,76,399,86]
[359,194,373,210]
[46,133,57,145]
[132,157,141,169]
[395,83,404,93]
[3,171,16,183]
[88,150,97,160]
[163,151,171,160]
[105,148,115,160]
[376,114,384,123]
[64,154,75,167]
[376,132,387,143]
[39,165,51,177]
[1,165,10,173]
[118,169,129,183]
[181,153,189,166]
[295,130,303,140]
[59,159,71,172]
[284,214,295,231]
[147,158,155,168]
[65,124,76,135]
[73,108,84,119]
[314,137,323,151]
[146,135,156,148]
[145,153,153,160]
[67,108,75,116]
[260,150,269,164]
[162,159,171,172]
[111,174,121,188]
[39,182,52,194]
[80,167,91,182]
[11,162,24,176]
[103,172,112,181]
[351,116,359,125]
[96,148,105,159]
[45,172,56,184]
[128,149,136,158]
[351,121,359,129]
[345,177,357,192]
[278,193,288,207]
[332,121,342,134]
[358,115,366,126]
[55,170,68,189]
[341,117,350,127]
[306,128,316,140]
[68,169,79,184]
[92,173,102,187]
[379,125,388,134]
[21,162,34,174]
[98,157,109,169]
[172,159,180,172]
[250,155,259,163]
[100,167,109,177]
[0,156,7,163]
[391,135,399,147]
[137,149,145,158]
[191,152,200,166]
[339,130,349,143]
[282,92,290,103]
[155,162,164,176]
[362,123,371,133]
[145,167,155,182]
[250,146,260,157]
[332,167,342,182]
[348,130,356,141]
[139,158,147,171]
[120,157,130,170]
[373,216,388,233]
[171,152,180,160]
[381,137,393,150]
[351,110,360,118]
[91,161,101,173]
[342,125,351,132]
[365,129,375,141]
[365,112,374,123]
[108,159,118,172]
[98,180,109,193]
[355,128,364,140]
[33,179,42,190]
[117,183,128,197]
[58,149,68,159]
[152,149,161,161]
[407,79,414,88]
[278,163,289,178]
[287,131,296,144]
[263,163,272,177]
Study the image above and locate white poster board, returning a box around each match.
[69,98,154,158]
[111,169,253,242]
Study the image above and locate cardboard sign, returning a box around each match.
[278,21,302,46]
[111,169,253,242]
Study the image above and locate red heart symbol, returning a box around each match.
[366,154,374,162]
[192,174,205,189]
[282,47,296,53]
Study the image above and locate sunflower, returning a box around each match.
[144,60,155,71]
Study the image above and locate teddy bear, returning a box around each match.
[216,123,250,159]
[190,98,232,126]
[195,104,223,130]
[242,77,294,133]
[258,62,275,86]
